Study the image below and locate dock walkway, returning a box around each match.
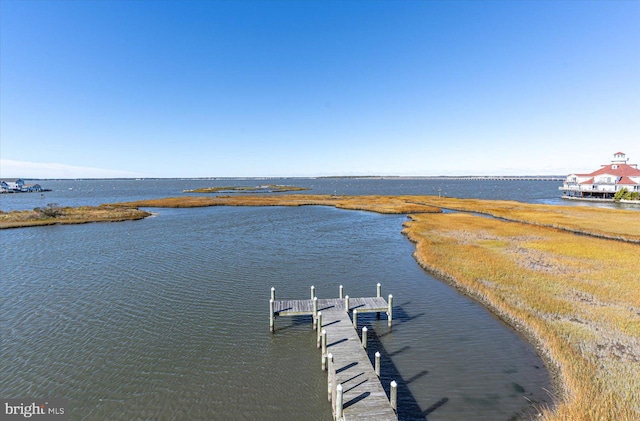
[270,286,398,421]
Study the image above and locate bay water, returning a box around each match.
[1,178,602,420]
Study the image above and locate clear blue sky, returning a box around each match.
[1,0,638,178]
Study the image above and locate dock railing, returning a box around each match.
[270,283,398,420]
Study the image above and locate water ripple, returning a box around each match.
[1,205,550,420]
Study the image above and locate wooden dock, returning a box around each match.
[270,285,398,421]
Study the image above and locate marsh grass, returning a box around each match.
[6,193,638,419]
[409,196,640,243]
[0,205,150,229]
[116,194,442,214]
[118,194,640,419]
[403,212,640,420]
[117,194,640,242]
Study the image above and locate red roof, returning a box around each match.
[618,176,638,185]
[580,177,595,185]
[586,163,640,177]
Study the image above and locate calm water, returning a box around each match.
[1,178,601,420]
[0,177,567,212]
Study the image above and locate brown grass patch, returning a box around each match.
[115,194,443,214]
[0,205,151,229]
[403,212,640,420]
[407,196,640,243]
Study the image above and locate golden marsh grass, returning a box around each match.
[408,196,640,243]
[125,194,639,419]
[403,212,640,420]
[0,205,151,229]
[116,194,443,214]
[4,194,638,418]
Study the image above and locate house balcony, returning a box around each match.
[560,184,617,193]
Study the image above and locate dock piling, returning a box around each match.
[321,329,327,370]
[388,294,393,328]
[271,287,275,301]
[339,284,343,299]
[316,312,323,348]
[313,297,318,329]
[336,384,344,420]
[390,380,398,412]
[269,289,397,419]
[376,283,382,318]
[362,326,367,349]
[327,352,334,402]
[311,285,316,300]
[269,299,275,333]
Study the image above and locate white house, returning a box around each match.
[0,178,43,193]
[1,178,26,192]
[560,152,640,199]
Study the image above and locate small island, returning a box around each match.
[183,184,310,194]
[0,203,150,229]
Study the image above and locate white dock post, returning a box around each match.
[321,329,327,370]
[388,294,393,328]
[316,312,322,348]
[390,380,398,412]
[345,295,350,313]
[269,299,275,333]
[271,287,275,301]
[362,326,367,349]
[375,351,381,377]
[311,285,315,300]
[353,308,358,328]
[327,353,334,402]
[313,296,318,329]
[376,283,382,319]
[336,384,344,420]
[339,284,344,299]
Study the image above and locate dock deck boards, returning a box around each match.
[272,296,397,421]
[274,297,389,316]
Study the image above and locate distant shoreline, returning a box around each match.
[11,175,566,181]
[183,184,309,194]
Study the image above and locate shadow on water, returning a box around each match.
[276,305,448,420]
[272,314,312,332]
[360,304,449,421]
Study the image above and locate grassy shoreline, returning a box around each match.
[113,194,443,214]
[3,194,638,419]
[403,212,639,420]
[118,194,639,420]
[0,205,151,229]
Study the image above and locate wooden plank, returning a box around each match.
[321,308,397,420]
[273,297,388,316]
[272,296,396,419]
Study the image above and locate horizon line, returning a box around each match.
[6,175,567,181]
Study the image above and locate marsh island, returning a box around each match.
[183,184,310,193]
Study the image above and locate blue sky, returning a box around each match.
[1,0,638,178]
